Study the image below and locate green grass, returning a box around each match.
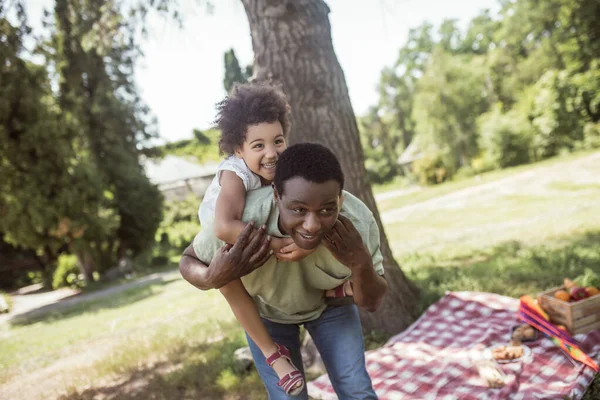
[0,291,12,313]
[401,233,600,314]
[380,151,600,258]
[371,175,411,194]
[0,274,268,399]
[375,149,599,212]
[59,327,266,400]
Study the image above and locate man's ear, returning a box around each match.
[273,184,280,203]
[338,192,344,210]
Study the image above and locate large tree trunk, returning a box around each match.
[241,0,419,334]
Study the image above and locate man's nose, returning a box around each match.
[302,213,321,233]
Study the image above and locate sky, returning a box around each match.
[25,0,499,143]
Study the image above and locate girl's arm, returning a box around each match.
[214,170,250,244]
[214,170,312,262]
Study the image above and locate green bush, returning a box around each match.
[580,122,600,150]
[52,254,83,289]
[530,70,584,159]
[478,105,534,169]
[412,151,453,185]
[573,268,600,288]
[147,196,202,269]
[453,165,477,180]
[160,129,221,163]
[469,154,496,175]
[364,156,399,185]
[358,119,402,185]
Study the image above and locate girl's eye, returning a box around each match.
[275,139,285,145]
[253,144,264,149]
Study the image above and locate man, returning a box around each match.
[180,143,386,399]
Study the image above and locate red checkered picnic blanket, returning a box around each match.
[308,291,600,400]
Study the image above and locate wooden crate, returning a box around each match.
[537,287,600,335]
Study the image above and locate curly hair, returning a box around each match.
[215,82,291,155]
[274,143,345,195]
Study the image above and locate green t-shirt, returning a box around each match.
[193,187,384,324]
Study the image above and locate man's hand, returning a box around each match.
[324,215,387,312]
[323,215,371,271]
[180,221,272,290]
[209,222,272,286]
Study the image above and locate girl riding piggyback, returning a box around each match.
[198,83,310,395]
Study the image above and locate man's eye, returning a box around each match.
[320,208,334,214]
[292,208,305,214]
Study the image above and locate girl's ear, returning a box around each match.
[234,147,243,159]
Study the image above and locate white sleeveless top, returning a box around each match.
[198,156,262,225]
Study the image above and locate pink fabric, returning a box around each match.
[308,291,600,400]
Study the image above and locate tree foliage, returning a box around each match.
[0,0,163,288]
[367,0,600,184]
[223,48,252,93]
[158,128,221,163]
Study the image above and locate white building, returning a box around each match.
[143,155,219,201]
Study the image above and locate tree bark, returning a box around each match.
[241,0,419,334]
[40,246,55,290]
[77,251,96,283]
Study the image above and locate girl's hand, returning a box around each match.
[271,237,315,262]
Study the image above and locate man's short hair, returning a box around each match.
[274,143,345,195]
[215,82,291,155]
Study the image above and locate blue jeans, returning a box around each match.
[246,304,377,400]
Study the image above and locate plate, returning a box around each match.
[510,324,538,342]
[483,344,532,364]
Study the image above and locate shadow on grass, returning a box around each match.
[57,329,266,400]
[586,377,600,400]
[404,231,600,315]
[9,276,180,327]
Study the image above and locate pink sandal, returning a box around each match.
[265,343,305,396]
[331,280,353,298]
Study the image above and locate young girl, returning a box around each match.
[198,83,308,395]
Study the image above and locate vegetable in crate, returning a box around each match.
[586,287,600,297]
[554,290,570,302]
[570,287,588,301]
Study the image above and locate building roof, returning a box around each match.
[143,155,219,185]
[397,141,423,165]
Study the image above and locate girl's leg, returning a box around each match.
[246,320,307,399]
[220,279,303,392]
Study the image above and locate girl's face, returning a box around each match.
[235,121,287,184]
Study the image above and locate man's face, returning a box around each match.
[274,177,343,250]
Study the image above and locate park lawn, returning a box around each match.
[1,149,599,399]
[374,148,600,212]
[0,276,268,399]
